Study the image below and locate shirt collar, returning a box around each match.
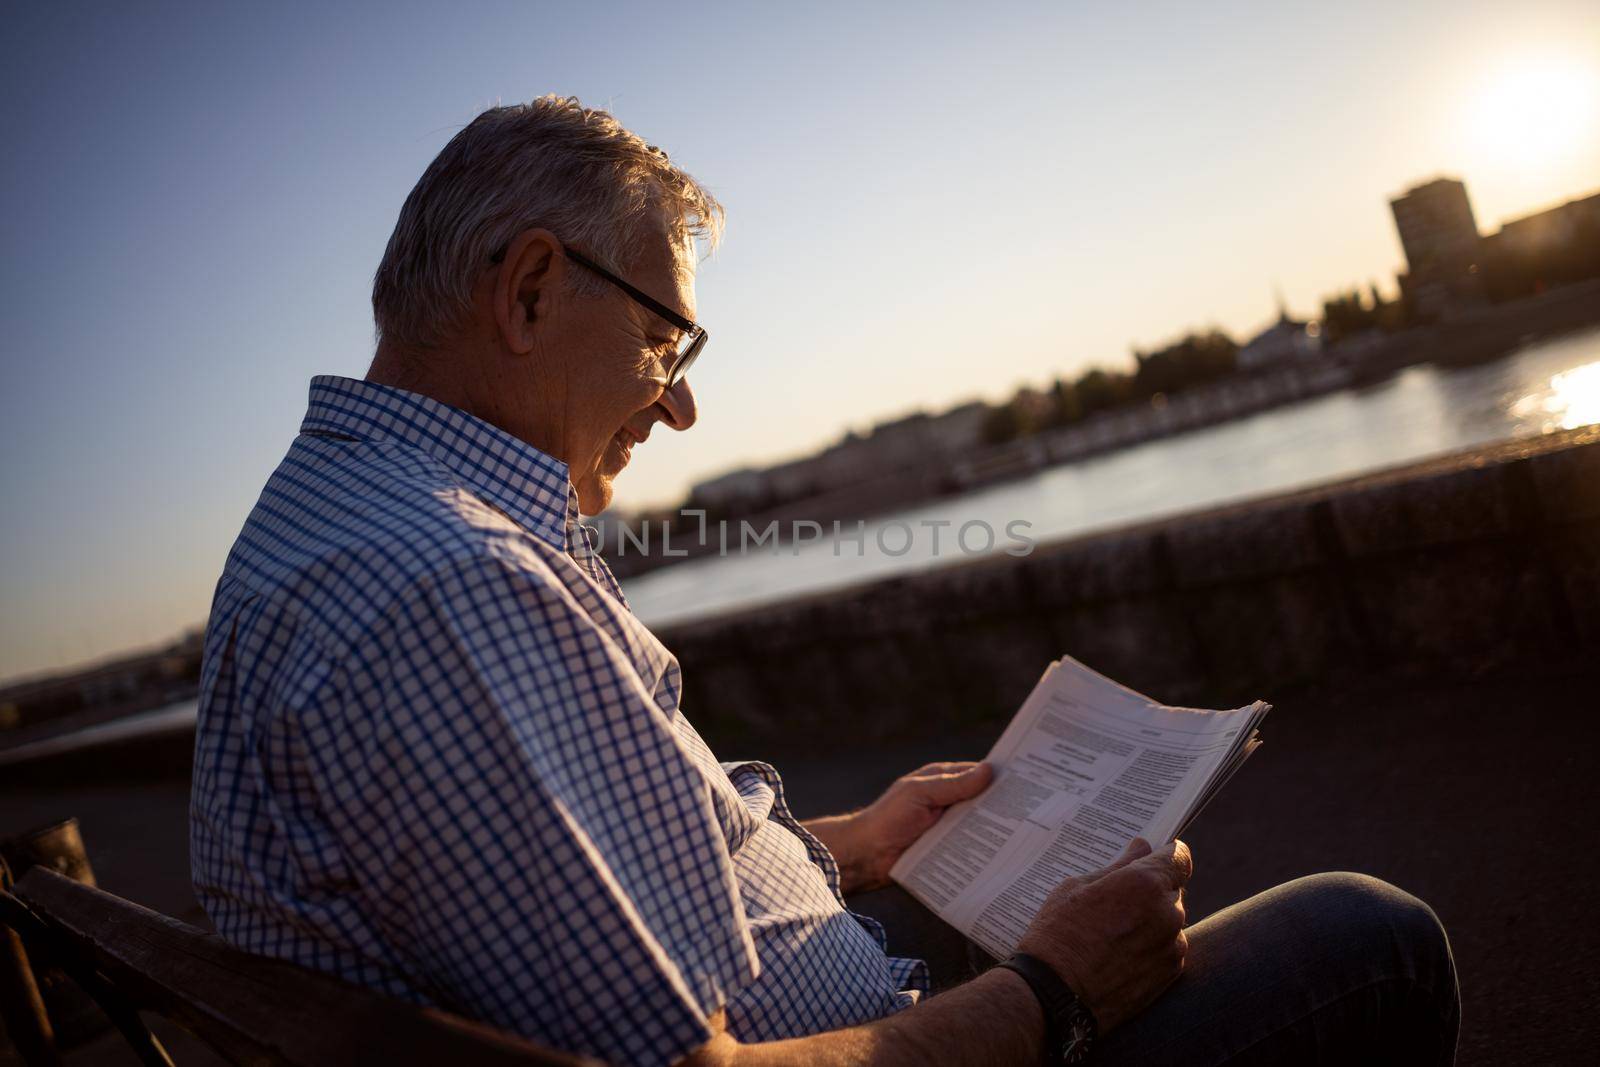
[300,375,577,551]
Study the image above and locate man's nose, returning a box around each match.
[655,377,697,430]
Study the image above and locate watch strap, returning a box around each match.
[996,952,1098,1064]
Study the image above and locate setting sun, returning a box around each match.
[1467,56,1600,169]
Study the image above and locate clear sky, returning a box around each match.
[3,0,1598,682]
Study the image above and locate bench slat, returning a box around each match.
[14,868,596,1067]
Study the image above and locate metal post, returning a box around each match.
[0,819,108,1049]
[0,819,97,888]
[0,858,62,1067]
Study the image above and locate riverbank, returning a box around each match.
[622,321,1600,629]
[608,277,1600,582]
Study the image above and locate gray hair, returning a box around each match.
[371,96,723,349]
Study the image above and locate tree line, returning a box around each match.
[981,328,1242,444]
[980,281,1421,446]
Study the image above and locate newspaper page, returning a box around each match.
[889,656,1268,959]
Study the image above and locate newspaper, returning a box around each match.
[889,656,1269,959]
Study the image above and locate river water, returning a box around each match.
[623,326,1600,628]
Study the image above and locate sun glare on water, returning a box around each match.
[1511,361,1600,433]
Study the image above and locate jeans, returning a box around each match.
[849,873,1459,1066]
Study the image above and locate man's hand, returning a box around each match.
[685,824,1182,1067]
[1016,837,1193,1033]
[804,761,993,894]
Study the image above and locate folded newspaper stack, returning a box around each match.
[889,656,1269,959]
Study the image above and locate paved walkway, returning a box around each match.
[777,670,1600,1066]
[3,670,1595,1065]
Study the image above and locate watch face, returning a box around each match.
[1061,1022,1094,1064]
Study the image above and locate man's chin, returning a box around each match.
[573,470,614,517]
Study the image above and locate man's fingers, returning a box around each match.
[912,760,985,778]
[1081,836,1153,883]
[1170,839,1194,886]
[912,762,993,804]
[1136,839,1194,890]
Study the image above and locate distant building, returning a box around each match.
[1237,301,1322,370]
[1390,177,1483,319]
[687,466,770,515]
[1469,188,1600,302]
[1480,190,1600,263]
[930,401,989,446]
[685,400,990,517]
[1488,190,1600,256]
[0,629,203,733]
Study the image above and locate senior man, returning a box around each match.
[191,97,1457,1066]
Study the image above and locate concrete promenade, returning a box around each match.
[3,667,1597,1064]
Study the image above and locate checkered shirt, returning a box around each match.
[189,375,927,1066]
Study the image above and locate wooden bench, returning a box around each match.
[0,866,596,1066]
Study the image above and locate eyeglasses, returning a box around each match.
[490,241,708,389]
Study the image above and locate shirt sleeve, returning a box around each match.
[307,550,760,1067]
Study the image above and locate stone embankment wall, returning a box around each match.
[659,426,1600,751]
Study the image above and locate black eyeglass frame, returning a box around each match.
[489,242,707,388]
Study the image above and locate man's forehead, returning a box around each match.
[666,234,697,286]
[623,233,697,333]
[658,236,698,316]
[633,231,694,283]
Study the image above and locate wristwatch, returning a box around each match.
[996,952,1099,1065]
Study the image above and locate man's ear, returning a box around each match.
[493,228,566,355]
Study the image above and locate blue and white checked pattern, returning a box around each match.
[190,375,926,1066]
